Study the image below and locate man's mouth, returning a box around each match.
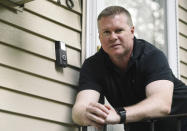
[110,44,121,48]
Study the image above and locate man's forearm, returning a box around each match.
[124,80,173,123]
[125,95,171,123]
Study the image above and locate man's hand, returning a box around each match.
[72,90,121,128]
[104,105,121,124]
[85,102,109,129]
[85,103,121,127]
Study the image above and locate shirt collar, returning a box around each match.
[131,36,143,61]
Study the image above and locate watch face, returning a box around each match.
[120,110,126,116]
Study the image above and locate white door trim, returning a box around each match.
[166,0,179,77]
[85,0,103,58]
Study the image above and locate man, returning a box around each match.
[72,6,187,131]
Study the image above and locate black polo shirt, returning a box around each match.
[78,38,187,115]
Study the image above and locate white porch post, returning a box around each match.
[166,0,179,77]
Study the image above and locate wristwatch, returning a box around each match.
[115,107,126,124]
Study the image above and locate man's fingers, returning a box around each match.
[87,103,108,119]
[90,102,109,114]
[85,102,111,126]
[86,111,106,124]
[104,105,112,110]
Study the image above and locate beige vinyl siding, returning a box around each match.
[0,5,81,50]
[0,66,76,105]
[178,0,187,84]
[0,43,79,85]
[0,22,81,69]
[25,0,81,31]
[0,111,78,131]
[0,0,82,130]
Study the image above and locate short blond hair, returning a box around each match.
[97,6,133,26]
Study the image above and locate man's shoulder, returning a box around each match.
[136,39,158,53]
[82,48,106,71]
[135,38,162,59]
[80,49,107,79]
[84,49,105,64]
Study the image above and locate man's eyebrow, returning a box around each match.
[100,27,108,31]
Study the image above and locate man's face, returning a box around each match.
[98,14,134,59]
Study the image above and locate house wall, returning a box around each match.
[0,0,82,131]
[178,0,187,84]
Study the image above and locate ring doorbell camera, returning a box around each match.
[55,41,68,67]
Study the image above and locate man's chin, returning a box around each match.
[110,50,129,58]
[111,52,124,57]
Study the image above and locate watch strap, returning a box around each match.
[115,107,126,124]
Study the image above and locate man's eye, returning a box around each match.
[116,29,123,33]
[103,31,110,35]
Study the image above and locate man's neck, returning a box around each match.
[110,50,132,71]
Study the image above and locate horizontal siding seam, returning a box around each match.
[180,46,187,52]
[179,32,187,39]
[181,75,187,80]
[179,19,187,25]
[0,109,78,127]
[0,41,81,70]
[0,41,54,62]
[0,85,74,107]
[0,19,81,51]
[24,8,81,33]
[179,5,187,12]
[0,63,78,88]
[180,60,187,66]
[68,64,81,70]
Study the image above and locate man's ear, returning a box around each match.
[131,26,135,34]
[99,33,101,40]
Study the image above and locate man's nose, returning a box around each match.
[109,32,118,40]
